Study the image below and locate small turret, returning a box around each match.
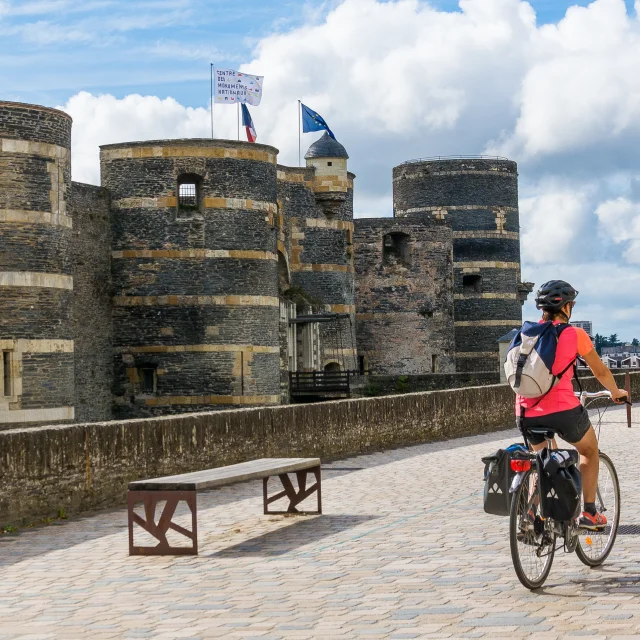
[305,132,350,217]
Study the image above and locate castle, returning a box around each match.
[0,101,531,429]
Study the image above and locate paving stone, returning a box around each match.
[1,412,639,637]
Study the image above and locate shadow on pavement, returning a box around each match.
[208,514,379,558]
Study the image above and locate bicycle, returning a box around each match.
[509,390,624,590]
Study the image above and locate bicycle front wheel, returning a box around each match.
[575,451,620,567]
[509,467,556,589]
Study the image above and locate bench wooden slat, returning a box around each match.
[128,457,320,492]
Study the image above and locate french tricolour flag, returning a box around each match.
[241,103,256,143]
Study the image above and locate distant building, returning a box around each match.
[571,320,593,337]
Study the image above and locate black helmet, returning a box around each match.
[535,280,578,311]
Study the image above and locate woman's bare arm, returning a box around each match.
[582,349,628,402]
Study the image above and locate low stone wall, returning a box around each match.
[2,372,638,527]
[355,372,500,397]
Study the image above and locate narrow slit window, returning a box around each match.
[139,367,157,394]
[432,354,438,373]
[3,351,12,397]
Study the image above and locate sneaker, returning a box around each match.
[579,511,607,530]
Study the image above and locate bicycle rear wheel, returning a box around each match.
[509,467,556,589]
[575,451,620,567]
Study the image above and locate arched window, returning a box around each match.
[382,232,411,266]
[177,173,202,216]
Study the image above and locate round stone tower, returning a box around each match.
[393,157,525,373]
[0,102,74,427]
[299,133,357,371]
[101,139,280,417]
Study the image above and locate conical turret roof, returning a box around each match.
[304,132,348,159]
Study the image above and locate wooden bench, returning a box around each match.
[127,457,321,556]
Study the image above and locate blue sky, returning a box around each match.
[1,0,637,109]
[2,0,640,339]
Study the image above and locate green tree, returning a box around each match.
[609,333,619,347]
[594,333,607,355]
[632,338,639,347]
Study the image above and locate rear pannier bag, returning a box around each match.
[537,448,582,521]
[482,443,528,516]
[504,321,573,398]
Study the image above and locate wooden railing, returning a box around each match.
[289,370,355,396]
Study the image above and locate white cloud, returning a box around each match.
[59,92,212,184]
[520,186,591,265]
[595,196,640,264]
[54,0,640,336]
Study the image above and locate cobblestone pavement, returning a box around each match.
[2,407,640,639]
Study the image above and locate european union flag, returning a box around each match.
[301,103,336,139]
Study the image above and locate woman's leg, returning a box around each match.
[572,425,599,503]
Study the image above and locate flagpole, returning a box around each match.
[298,100,301,167]
[210,64,214,139]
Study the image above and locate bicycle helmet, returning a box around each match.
[535,280,578,311]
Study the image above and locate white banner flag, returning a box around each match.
[213,68,263,106]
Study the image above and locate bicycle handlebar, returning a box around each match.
[575,389,632,406]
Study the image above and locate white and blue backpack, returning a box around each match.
[505,321,575,398]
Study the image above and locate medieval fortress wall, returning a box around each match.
[0,101,528,429]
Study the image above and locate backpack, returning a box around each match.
[504,321,574,399]
[537,448,582,521]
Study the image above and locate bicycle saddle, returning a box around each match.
[526,427,558,439]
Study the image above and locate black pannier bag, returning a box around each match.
[482,444,528,516]
[537,448,582,521]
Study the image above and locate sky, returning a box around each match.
[1,0,639,340]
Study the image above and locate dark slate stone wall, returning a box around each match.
[354,217,455,375]
[70,182,113,423]
[0,102,74,428]
[392,158,523,372]
[20,354,75,408]
[0,101,71,147]
[101,140,280,418]
[393,159,518,210]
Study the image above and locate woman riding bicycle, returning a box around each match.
[519,280,628,530]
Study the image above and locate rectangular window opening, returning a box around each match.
[139,367,157,394]
[462,274,482,293]
[3,351,12,397]
[432,354,438,373]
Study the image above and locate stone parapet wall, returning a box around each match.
[3,372,637,527]
[354,372,500,395]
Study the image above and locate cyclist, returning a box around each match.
[518,280,628,530]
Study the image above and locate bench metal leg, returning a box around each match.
[128,490,198,556]
[263,465,322,515]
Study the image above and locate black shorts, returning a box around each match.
[521,405,592,446]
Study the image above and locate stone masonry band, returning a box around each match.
[113,295,280,307]
[101,145,277,164]
[0,272,73,289]
[0,209,73,228]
